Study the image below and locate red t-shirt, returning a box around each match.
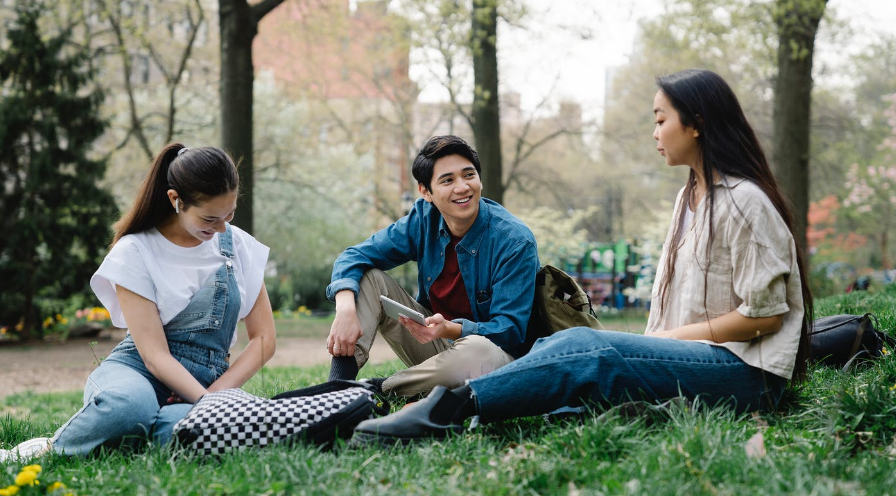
[428,235,474,321]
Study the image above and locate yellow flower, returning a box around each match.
[47,481,67,493]
[43,317,54,329]
[0,485,20,495]
[55,314,63,321]
[59,318,68,325]
[1,327,7,335]
[22,465,41,474]
[14,468,38,486]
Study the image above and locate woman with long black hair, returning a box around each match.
[351,68,814,445]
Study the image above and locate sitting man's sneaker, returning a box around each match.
[350,385,474,447]
[0,437,52,463]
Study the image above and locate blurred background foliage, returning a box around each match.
[1,0,895,340]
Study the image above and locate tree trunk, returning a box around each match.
[219,0,286,234]
[471,0,503,204]
[772,0,826,259]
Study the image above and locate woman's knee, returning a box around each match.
[93,381,159,427]
[534,326,600,350]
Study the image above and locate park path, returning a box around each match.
[0,329,398,398]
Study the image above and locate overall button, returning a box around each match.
[214,320,220,325]
[226,261,233,267]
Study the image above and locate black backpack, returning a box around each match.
[809,313,895,371]
[173,380,388,454]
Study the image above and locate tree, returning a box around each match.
[0,3,118,339]
[219,0,288,234]
[97,0,208,160]
[771,0,827,256]
[471,0,503,203]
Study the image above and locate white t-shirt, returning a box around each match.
[90,224,270,347]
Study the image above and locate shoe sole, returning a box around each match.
[349,426,463,448]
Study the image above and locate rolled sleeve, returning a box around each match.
[326,277,361,300]
[455,318,480,338]
[90,239,155,328]
[729,198,793,319]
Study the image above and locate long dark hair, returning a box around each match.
[655,69,813,382]
[112,143,239,246]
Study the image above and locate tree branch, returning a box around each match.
[251,0,288,22]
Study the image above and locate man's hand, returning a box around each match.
[328,290,363,357]
[401,313,461,343]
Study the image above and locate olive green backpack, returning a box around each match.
[523,265,602,353]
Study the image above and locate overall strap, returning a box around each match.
[219,224,235,258]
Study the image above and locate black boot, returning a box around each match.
[328,356,359,381]
[350,384,477,447]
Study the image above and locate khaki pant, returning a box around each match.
[353,269,515,396]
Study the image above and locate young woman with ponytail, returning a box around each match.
[350,69,814,445]
[1,144,276,460]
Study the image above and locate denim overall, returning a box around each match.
[52,226,240,455]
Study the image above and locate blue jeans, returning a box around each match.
[469,328,786,423]
[51,226,239,455]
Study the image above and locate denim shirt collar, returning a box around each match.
[438,198,490,256]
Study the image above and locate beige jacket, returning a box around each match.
[645,176,804,379]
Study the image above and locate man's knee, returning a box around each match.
[359,268,388,292]
[452,335,513,371]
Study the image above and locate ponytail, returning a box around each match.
[111,143,239,246]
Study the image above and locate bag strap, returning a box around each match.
[841,350,871,372]
[841,313,886,372]
[271,379,377,400]
[847,319,867,365]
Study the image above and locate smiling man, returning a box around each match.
[325,135,539,396]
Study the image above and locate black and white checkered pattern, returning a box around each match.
[173,386,377,454]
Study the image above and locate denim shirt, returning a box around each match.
[327,197,539,358]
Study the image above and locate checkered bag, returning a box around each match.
[173,380,388,454]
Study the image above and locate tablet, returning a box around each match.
[379,295,427,325]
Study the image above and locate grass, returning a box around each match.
[2,293,896,495]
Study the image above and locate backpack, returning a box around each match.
[173,380,388,454]
[809,313,895,371]
[523,265,602,353]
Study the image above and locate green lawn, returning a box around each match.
[2,293,895,495]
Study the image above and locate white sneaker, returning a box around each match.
[0,437,52,463]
